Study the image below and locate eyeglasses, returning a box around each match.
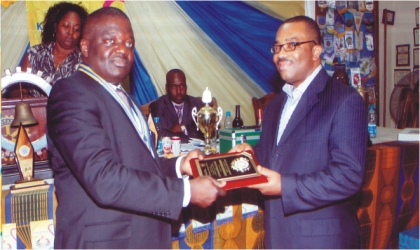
[270,40,317,54]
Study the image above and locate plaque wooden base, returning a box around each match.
[190,150,268,190]
[10,179,49,194]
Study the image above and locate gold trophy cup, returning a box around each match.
[192,87,223,155]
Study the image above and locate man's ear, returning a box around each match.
[312,44,323,61]
[80,38,89,57]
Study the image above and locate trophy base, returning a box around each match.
[15,177,42,184]
[203,146,216,155]
[11,178,49,193]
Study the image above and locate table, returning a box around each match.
[358,140,419,248]
[171,189,264,249]
[371,126,402,144]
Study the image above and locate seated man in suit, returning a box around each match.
[150,69,204,143]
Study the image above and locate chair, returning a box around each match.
[140,101,153,117]
[251,92,276,126]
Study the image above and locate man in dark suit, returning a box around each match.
[47,7,225,249]
[231,16,367,248]
[150,69,204,143]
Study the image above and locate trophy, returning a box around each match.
[12,123,48,190]
[192,87,223,155]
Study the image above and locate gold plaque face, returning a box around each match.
[190,150,268,190]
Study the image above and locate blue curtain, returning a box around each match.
[130,48,158,105]
[176,1,283,93]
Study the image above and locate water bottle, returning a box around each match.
[368,105,377,139]
[154,117,163,154]
[232,105,244,128]
[224,111,232,128]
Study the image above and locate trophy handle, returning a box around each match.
[191,107,198,131]
[216,107,223,131]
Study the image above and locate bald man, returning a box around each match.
[150,69,204,143]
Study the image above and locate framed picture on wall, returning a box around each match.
[416,7,419,26]
[396,44,410,66]
[414,48,419,68]
[394,69,411,85]
[382,9,395,25]
[414,27,419,46]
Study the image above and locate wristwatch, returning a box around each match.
[181,125,186,132]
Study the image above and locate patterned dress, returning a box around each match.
[26,42,82,96]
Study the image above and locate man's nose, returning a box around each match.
[115,42,129,55]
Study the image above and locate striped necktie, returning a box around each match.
[116,87,133,110]
[116,87,152,153]
[175,104,183,124]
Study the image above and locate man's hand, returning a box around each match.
[190,176,226,208]
[180,149,204,176]
[228,142,253,153]
[247,166,282,196]
[169,124,184,133]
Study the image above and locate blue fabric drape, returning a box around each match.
[176,1,283,93]
[130,48,158,105]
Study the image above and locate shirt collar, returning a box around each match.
[172,101,184,108]
[78,63,122,90]
[282,65,322,98]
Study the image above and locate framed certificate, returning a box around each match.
[190,150,267,190]
[382,9,395,25]
[394,69,410,85]
[396,44,410,67]
[414,27,419,47]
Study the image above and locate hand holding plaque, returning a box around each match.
[189,150,268,190]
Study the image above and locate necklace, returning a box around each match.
[55,59,64,70]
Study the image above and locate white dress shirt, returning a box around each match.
[277,65,322,143]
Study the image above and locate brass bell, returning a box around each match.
[11,102,38,127]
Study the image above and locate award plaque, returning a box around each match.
[190,150,268,190]
[12,123,47,191]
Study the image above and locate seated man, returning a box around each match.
[150,69,204,143]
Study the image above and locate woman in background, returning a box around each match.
[19,2,88,96]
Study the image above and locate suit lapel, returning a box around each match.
[164,96,179,125]
[266,94,287,154]
[182,97,193,125]
[276,70,329,147]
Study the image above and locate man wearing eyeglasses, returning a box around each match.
[231,16,367,248]
[150,68,204,143]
